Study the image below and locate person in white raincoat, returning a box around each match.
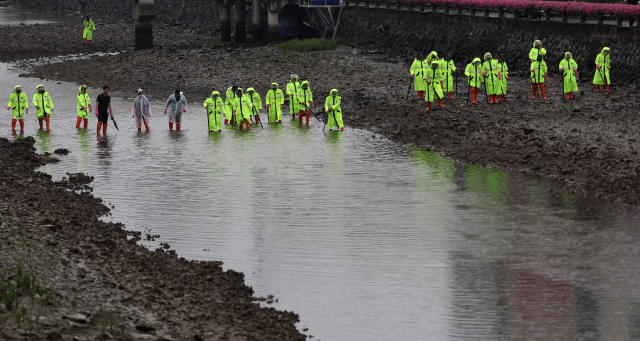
[132,88,151,132]
[164,89,187,131]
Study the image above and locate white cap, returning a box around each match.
[138,88,143,94]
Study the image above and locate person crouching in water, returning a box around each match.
[132,89,151,132]
[203,91,224,132]
[164,89,187,131]
[297,81,314,125]
[233,88,252,131]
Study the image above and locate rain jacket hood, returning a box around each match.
[484,53,492,60]
[301,81,309,88]
[211,91,220,97]
[247,87,255,93]
[271,83,279,88]
[330,88,338,96]
[14,85,22,92]
[533,40,542,47]
[472,57,482,65]
[601,47,610,54]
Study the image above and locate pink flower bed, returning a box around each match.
[403,0,640,18]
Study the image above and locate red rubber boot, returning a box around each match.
[97,122,102,134]
[38,118,43,129]
[176,124,181,131]
[596,85,600,92]
[102,123,107,134]
[438,99,445,107]
[11,119,16,132]
[541,84,548,100]
[76,117,82,128]
[245,119,251,131]
[532,83,537,99]
[83,119,88,128]
[19,119,24,131]
[45,116,50,130]
[169,122,173,131]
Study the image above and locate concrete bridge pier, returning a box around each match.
[132,0,157,50]
[252,0,263,42]
[220,0,232,42]
[268,0,282,42]
[235,0,247,42]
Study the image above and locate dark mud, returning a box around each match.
[0,137,305,340]
[0,16,212,62]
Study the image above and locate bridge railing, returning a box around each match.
[344,0,640,27]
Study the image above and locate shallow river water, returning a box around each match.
[4,8,640,341]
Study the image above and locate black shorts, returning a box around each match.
[98,112,109,124]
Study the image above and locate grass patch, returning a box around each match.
[277,38,339,52]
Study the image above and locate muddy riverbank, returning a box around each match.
[13,18,640,207]
[0,137,305,340]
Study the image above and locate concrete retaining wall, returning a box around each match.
[338,6,640,83]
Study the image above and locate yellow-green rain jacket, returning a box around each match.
[7,85,28,118]
[203,91,225,131]
[325,90,343,130]
[77,86,91,118]
[482,55,500,95]
[296,81,313,110]
[83,19,96,40]
[286,75,301,114]
[410,59,428,92]
[441,60,457,93]
[32,87,54,118]
[593,47,610,85]
[559,53,579,93]
[530,60,547,84]
[266,83,284,122]
[465,58,484,88]
[247,88,262,115]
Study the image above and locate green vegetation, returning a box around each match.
[277,38,340,52]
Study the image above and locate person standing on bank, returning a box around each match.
[496,54,508,102]
[95,85,113,134]
[410,53,428,99]
[593,47,611,93]
[442,53,457,99]
[559,52,579,99]
[164,90,187,131]
[83,15,96,45]
[132,89,151,132]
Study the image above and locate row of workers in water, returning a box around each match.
[6,80,344,134]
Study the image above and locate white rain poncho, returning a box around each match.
[133,94,152,129]
[165,93,187,124]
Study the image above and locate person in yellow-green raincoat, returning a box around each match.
[6,85,28,132]
[233,88,253,131]
[424,61,445,111]
[246,88,262,124]
[286,74,301,119]
[203,91,225,132]
[465,58,483,105]
[225,84,239,125]
[266,83,284,123]
[410,53,428,99]
[32,84,54,130]
[325,89,343,131]
[296,80,314,125]
[530,55,548,100]
[496,54,508,102]
[83,15,96,45]
[593,47,611,92]
[76,85,91,128]
[559,52,579,100]
[529,40,546,62]
[481,52,501,104]
[441,53,457,99]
